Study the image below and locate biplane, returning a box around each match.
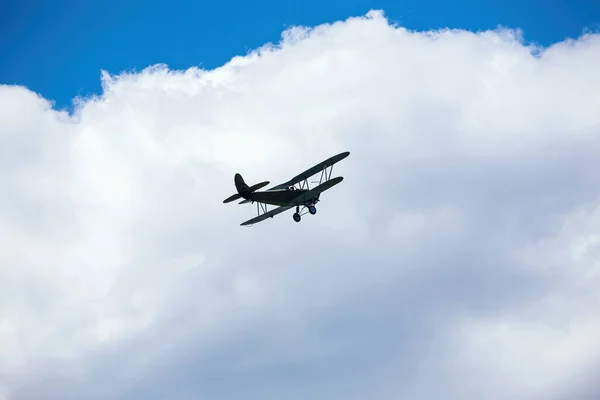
[223,151,350,226]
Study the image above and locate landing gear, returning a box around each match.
[292,204,316,222]
[293,206,301,222]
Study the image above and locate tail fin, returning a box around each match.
[223,173,248,203]
[235,173,250,194]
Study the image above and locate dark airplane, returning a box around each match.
[223,151,350,226]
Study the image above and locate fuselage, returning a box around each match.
[246,187,312,207]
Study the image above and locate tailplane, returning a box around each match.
[223,173,269,203]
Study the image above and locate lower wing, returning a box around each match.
[240,205,294,226]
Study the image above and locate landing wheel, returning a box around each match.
[293,213,301,222]
[308,205,317,215]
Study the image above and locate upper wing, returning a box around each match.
[269,151,350,190]
[240,205,294,226]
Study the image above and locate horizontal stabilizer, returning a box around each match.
[223,193,242,203]
[225,176,270,204]
[247,181,270,192]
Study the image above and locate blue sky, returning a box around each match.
[2,0,598,110]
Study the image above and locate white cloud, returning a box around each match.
[451,200,600,398]
[1,10,600,399]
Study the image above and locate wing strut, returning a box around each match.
[297,162,336,191]
[268,151,349,191]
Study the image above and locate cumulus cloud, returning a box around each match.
[1,10,600,399]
